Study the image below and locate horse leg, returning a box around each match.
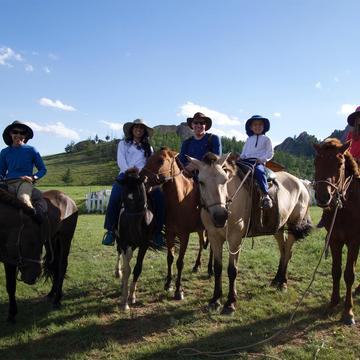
[120,247,133,311]
[342,243,359,325]
[208,236,223,311]
[114,252,122,279]
[329,240,343,310]
[4,263,17,323]
[273,230,295,291]
[192,231,204,273]
[164,231,175,291]
[222,241,241,315]
[174,233,190,300]
[207,245,214,278]
[130,245,148,305]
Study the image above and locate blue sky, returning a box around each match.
[1,0,359,155]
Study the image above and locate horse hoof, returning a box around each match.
[207,301,221,312]
[270,279,279,287]
[221,304,236,315]
[174,291,184,300]
[277,283,287,292]
[122,304,130,312]
[342,316,355,326]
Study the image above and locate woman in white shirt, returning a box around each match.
[102,118,154,245]
[239,115,274,209]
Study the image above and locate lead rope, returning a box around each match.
[178,204,341,358]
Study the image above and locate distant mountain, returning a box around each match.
[154,122,193,140]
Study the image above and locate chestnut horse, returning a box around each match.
[0,188,78,323]
[314,138,360,325]
[142,148,211,300]
[188,153,312,314]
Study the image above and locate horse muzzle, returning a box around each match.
[19,264,41,285]
[211,207,229,228]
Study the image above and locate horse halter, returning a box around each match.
[314,158,353,208]
[142,155,182,186]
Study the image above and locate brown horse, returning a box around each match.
[142,148,212,300]
[0,188,78,323]
[188,153,312,314]
[314,138,360,325]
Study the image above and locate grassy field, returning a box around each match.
[1,206,360,359]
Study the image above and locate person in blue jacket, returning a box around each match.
[0,121,47,219]
[178,112,221,172]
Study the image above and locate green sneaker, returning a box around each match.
[102,231,114,246]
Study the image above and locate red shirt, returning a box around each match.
[346,130,360,160]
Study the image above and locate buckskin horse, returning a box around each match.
[0,188,78,323]
[114,169,155,311]
[187,153,312,314]
[314,138,360,325]
[142,148,212,300]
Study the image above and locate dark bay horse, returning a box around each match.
[314,138,360,325]
[115,169,155,311]
[0,188,78,323]
[142,148,211,300]
[188,153,312,314]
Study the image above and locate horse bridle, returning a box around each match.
[314,158,353,208]
[142,155,183,185]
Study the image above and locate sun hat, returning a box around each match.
[245,115,270,136]
[186,112,212,131]
[2,121,34,146]
[123,118,154,139]
[347,106,360,126]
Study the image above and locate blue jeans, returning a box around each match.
[104,174,165,233]
[242,159,269,194]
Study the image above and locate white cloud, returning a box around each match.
[178,101,241,126]
[101,120,124,131]
[25,64,34,72]
[0,47,23,66]
[39,97,76,111]
[339,104,357,116]
[26,121,80,140]
[334,77,339,83]
[48,53,58,60]
[211,127,247,141]
[315,81,322,90]
[273,112,281,117]
[43,66,51,74]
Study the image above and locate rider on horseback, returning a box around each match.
[0,121,47,222]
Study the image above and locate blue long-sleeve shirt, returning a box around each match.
[0,145,47,180]
[178,133,221,165]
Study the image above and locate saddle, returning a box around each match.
[236,163,281,237]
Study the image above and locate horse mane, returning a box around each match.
[0,188,35,216]
[202,152,218,165]
[321,138,360,179]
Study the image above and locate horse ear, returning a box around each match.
[217,153,231,167]
[186,156,203,170]
[170,150,179,157]
[341,141,351,154]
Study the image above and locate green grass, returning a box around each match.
[1,207,360,359]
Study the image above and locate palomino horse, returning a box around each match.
[314,138,360,325]
[0,188,78,323]
[114,169,155,311]
[188,153,312,314]
[142,148,211,300]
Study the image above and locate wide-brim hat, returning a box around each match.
[2,121,34,146]
[123,118,154,139]
[347,106,360,127]
[186,112,212,131]
[245,115,270,136]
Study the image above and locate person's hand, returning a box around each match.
[21,176,34,183]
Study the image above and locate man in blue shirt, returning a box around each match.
[178,112,221,172]
[0,121,47,219]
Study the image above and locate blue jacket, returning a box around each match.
[0,145,47,180]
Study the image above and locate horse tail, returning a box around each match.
[42,236,57,281]
[289,209,313,240]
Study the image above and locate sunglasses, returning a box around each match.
[11,130,26,135]
[192,121,206,125]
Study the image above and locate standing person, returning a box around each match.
[178,112,221,170]
[102,118,164,246]
[239,115,274,209]
[346,106,360,163]
[0,121,47,221]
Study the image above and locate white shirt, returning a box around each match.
[240,134,273,164]
[117,140,150,174]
